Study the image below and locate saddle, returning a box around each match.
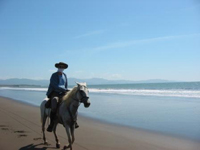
[45,96,63,109]
[45,99,51,108]
[45,91,66,108]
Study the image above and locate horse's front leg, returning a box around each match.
[63,124,73,150]
[71,125,75,144]
[53,122,60,148]
[71,111,78,144]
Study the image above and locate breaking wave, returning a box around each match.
[0,87,200,98]
[89,88,200,98]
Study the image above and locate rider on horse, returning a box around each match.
[46,62,79,132]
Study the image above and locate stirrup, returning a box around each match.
[47,125,53,132]
[75,122,79,129]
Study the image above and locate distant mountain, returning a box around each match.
[0,78,176,87]
[0,78,49,86]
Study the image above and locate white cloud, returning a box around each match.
[92,33,200,52]
[75,70,83,73]
[118,23,130,27]
[110,74,122,79]
[73,30,105,39]
[166,3,200,13]
[99,73,123,80]
[61,33,200,58]
[49,69,56,73]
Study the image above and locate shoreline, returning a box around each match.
[1,95,198,142]
[0,96,199,150]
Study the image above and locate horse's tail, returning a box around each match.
[40,98,48,123]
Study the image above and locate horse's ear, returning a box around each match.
[75,82,80,86]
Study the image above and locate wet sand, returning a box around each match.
[0,96,199,150]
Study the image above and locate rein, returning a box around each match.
[66,90,79,124]
[60,87,88,126]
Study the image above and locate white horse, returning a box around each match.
[40,82,90,150]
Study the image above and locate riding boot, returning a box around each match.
[47,111,56,132]
[75,121,79,129]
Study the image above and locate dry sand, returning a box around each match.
[0,96,199,150]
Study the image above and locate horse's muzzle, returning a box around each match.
[84,100,91,108]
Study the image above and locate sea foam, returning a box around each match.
[0,87,200,98]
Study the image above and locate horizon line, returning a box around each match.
[0,77,199,83]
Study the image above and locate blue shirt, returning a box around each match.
[46,72,68,97]
[58,74,67,91]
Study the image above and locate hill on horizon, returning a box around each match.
[0,78,179,87]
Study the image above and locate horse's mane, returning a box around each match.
[62,86,78,106]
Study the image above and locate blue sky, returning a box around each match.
[0,0,200,81]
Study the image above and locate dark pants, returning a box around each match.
[51,97,59,113]
[48,92,61,113]
[47,92,62,132]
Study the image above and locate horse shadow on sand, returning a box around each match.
[19,143,57,150]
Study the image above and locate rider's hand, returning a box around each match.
[65,89,70,92]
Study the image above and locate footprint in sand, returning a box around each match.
[0,125,8,127]
[1,126,28,138]
[33,137,42,141]
[14,130,27,133]
[0,125,9,131]
[14,130,28,138]
[18,134,28,138]
[1,128,9,131]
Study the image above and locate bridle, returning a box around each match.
[72,87,89,103]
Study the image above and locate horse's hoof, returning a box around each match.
[63,145,68,150]
[63,145,71,150]
[44,141,48,145]
[56,143,60,148]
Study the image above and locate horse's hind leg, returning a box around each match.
[42,115,48,144]
[53,122,60,148]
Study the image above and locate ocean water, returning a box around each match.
[0,82,200,141]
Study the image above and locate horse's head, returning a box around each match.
[76,82,90,108]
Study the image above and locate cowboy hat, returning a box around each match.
[55,62,68,69]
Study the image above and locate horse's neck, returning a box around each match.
[63,97,73,107]
[63,93,77,107]
[61,87,78,108]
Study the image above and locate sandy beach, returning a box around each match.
[0,96,199,150]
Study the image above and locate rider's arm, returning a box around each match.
[50,74,67,92]
[63,73,68,90]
